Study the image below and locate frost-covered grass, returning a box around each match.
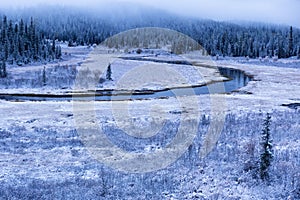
[99,58,225,91]
[0,47,226,94]
[0,46,91,94]
[1,48,300,199]
[215,56,300,69]
[0,100,299,199]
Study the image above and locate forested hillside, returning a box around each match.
[1,4,300,64]
[7,5,299,59]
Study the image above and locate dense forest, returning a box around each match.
[1,5,299,70]
[0,15,61,77]
[11,5,298,59]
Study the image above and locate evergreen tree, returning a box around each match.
[1,16,7,43]
[297,46,300,59]
[42,66,46,86]
[3,61,7,77]
[288,26,294,57]
[55,46,62,59]
[277,39,286,59]
[0,62,2,77]
[106,64,112,81]
[3,39,9,61]
[259,113,273,182]
[52,39,56,53]
[0,60,7,78]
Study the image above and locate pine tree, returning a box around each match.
[297,46,300,59]
[52,39,56,53]
[260,113,273,182]
[3,39,9,61]
[278,38,286,59]
[1,16,7,42]
[42,66,46,86]
[3,61,7,77]
[106,64,112,81]
[0,61,7,78]
[55,46,62,59]
[288,26,294,57]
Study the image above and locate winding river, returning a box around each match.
[0,67,251,102]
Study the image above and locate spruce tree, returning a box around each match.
[0,62,2,77]
[106,64,112,81]
[259,113,273,182]
[52,39,56,53]
[278,39,286,59]
[288,26,294,57]
[0,61,7,78]
[42,66,46,86]
[55,46,62,59]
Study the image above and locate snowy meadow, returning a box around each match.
[0,3,300,200]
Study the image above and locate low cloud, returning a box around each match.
[2,0,300,28]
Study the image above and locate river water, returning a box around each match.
[0,67,251,101]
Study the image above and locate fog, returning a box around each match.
[2,0,300,27]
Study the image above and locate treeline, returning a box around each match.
[194,23,300,59]
[17,6,300,59]
[0,15,61,69]
[2,5,300,61]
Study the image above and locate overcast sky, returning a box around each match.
[2,0,300,27]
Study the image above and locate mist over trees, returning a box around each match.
[4,5,298,59]
[1,5,299,61]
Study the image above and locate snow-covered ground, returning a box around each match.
[215,56,300,69]
[0,48,300,199]
[0,47,227,95]
[0,46,91,94]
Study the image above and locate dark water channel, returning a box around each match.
[0,67,251,102]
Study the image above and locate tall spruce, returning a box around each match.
[289,26,294,57]
[42,66,46,86]
[259,113,273,182]
[106,64,112,81]
[0,61,7,78]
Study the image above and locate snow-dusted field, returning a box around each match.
[0,45,91,94]
[0,48,300,199]
[0,47,227,95]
